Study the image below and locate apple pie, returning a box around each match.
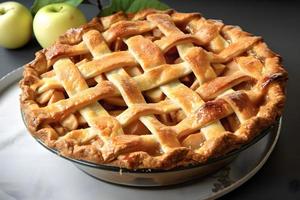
[20,9,287,169]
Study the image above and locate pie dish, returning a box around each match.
[20,9,287,170]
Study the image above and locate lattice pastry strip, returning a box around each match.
[146,14,226,142]
[101,27,228,155]
[53,60,161,160]
[155,14,261,127]
[81,30,183,155]
[53,59,124,147]
[43,19,252,151]
[53,26,239,159]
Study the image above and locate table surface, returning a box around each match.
[1,0,299,199]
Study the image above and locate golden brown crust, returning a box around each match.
[20,9,287,169]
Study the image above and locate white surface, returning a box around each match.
[0,71,279,200]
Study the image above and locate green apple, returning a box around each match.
[33,3,87,48]
[0,1,32,49]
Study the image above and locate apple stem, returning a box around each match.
[0,8,5,15]
[96,0,102,10]
[49,6,63,13]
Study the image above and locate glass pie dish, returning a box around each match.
[22,111,275,186]
[19,9,287,187]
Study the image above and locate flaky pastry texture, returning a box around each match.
[20,9,287,169]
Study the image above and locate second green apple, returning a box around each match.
[33,3,87,48]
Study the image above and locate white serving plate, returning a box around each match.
[0,68,281,199]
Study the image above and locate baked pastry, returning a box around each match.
[20,9,287,169]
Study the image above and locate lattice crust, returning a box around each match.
[20,9,287,169]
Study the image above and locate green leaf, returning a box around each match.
[31,0,84,15]
[126,0,169,13]
[99,0,169,16]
